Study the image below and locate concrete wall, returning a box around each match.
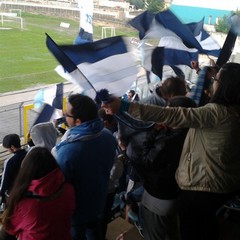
[0,2,129,25]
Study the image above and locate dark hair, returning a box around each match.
[2,134,21,149]
[128,90,135,96]
[68,94,98,122]
[204,66,220,90]
[98,108,117,133]
[199,66,220,106]
[127,90,140,101]
[98,108,115,124]
[157,76,187,100]
[168,96,197,108]
[1,147,58,227]
[211,63,240,106]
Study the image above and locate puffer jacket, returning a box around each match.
[127,102,240,193]
[6,168,75,240]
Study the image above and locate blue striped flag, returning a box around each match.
[32,83,63,126]
[46,34,138,98]
[34,83,63,109]
[129,10,221,79]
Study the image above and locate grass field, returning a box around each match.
[0,12,137,93]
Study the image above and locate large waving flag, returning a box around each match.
[129,10,221,79]
[46,34,138,98]
[186,18,221,58]
[129,10,154,40]
[129,10,221,56]
[74,0,93,44]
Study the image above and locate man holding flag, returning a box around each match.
[74,0,94,45]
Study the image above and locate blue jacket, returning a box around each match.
[56,118,116,224]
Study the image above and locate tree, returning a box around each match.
[215,15,229,33]
[146,0,165,13]
[126,0,145,10]
[215,10,240,34]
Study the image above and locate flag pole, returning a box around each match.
[216,14,240,68]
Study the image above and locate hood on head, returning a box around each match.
[30,122,58,151]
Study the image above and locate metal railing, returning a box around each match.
[0,101,38,143]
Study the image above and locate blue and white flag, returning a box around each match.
[46,34,138,98]
[128,11,154,40]
[187,67,208,106]
[186,18,221,57]
[34,83,63,109]
[74,0,93,44]
[129,10,221,79]
[130,10,220,56]
[32,83,63,127]
[32,104,55,126]
[140,44,186,79]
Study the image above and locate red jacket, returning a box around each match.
[6,168,75,240]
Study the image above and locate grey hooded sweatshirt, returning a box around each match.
[30,122,58,151]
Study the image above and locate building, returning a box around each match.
[169,0,240,24]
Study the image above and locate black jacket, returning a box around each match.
[127,128,188,200]
[0,149,27,203]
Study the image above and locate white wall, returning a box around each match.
[98,0,129,10]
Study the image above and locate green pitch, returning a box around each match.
[0,13,136,93]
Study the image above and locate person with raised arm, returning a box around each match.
[102,63,240,240]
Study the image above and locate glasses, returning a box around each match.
[63,112,75,118]
[211,76,219,84]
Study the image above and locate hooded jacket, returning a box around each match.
[140,87,166,106]
[30,122,58,151]
[127,102,240,194]
[6,168,75,240]
[56,118,116,224]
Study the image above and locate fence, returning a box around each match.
[0,101,38,142]
[0,2,129,26]
[0,101,37,169]
[0,83,73,171]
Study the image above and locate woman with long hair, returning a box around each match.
[102,62,240,240]
[0,147,75,240]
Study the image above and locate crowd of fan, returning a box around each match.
[0,61,240,240]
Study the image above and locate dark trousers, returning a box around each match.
[178,190,234,240]
[101,191,116,239]
[141,205,180,240]
[71,219,104,240]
